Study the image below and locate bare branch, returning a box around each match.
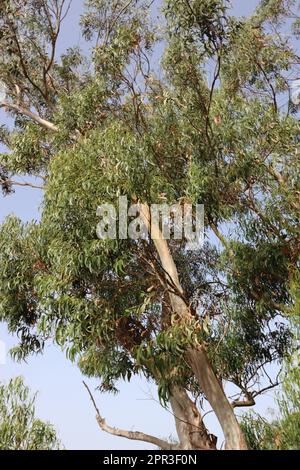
[83,381,175,450]
[231,396,255,408]
[0,101,58,132]
[252,381,281,399]
[0,177,44,190]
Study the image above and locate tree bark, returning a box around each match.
[169,386,217,450]
[140,203,247,450]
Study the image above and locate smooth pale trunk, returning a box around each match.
[169,386,217,450]
[140,204,247,450]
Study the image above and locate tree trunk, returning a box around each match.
[140,204,247,450]
[169,386,217,450]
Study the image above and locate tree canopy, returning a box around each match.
[0,0,299,450]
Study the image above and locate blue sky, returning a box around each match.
[0,0,278,450]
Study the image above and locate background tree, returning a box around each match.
[0,376,62,450]
[0,0,299,450]
[241,362,300,450]
[242,284,300,450]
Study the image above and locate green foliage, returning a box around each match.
[241,279,300,449]
[0,376,61,450]
[0,217,45,358]
[0,0,300,440]
[241,349,300,450]
[1,123,50,174]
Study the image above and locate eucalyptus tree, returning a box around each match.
[0,376,61,450]
[0,0,299,450]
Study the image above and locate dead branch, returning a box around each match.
[83,381,175,450]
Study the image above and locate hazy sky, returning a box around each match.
[0,0,276,451]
